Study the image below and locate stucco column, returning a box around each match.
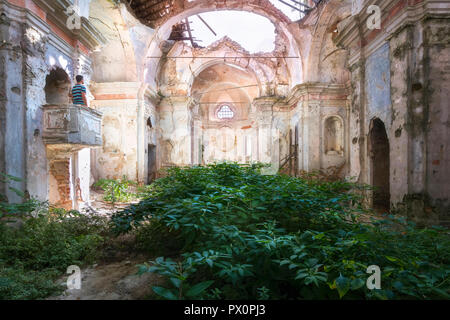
[253,98,278,165]
[388,29,413,206]
[158,96,192,167]
[348,62,364,183]
[306,102,321,172]
[191,104,202,165]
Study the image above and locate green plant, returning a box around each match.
[94,176,136,204]
[0,173,46,218]
[138,254,215,300]
[112,163,450,300]
[0,266,61,300]
[0,208,109,299]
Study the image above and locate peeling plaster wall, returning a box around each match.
[158,97,192,167]
[424,18,450,225]
[26,27,53,202]
[91,97,139,180]
[75,148,91,208]
[90,0,138,82]
[90,81,155,183]
[335,0,450,225]
[0,0,102,209]
[365,43,391,126]
[389,29,411,208]
[139,0,306,91]
[0,9,26,203]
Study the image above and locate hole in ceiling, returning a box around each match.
[185,0,311,21]
[269,0,309,21]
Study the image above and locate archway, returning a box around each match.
[369,118,390,212]
[139,0,304,89]
[44,68,71,105]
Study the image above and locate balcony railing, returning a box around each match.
[42,104,102,147]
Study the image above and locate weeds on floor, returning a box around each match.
[0,174,109,300]
[93,176,137,204]
[112,162,450,300]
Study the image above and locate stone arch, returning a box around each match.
[187,57,264,97]
[142,0,304,89]
[304,0,352,82]
[44,67,71,105]
[127,0,291,30]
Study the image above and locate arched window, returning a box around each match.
[217,105,234,119]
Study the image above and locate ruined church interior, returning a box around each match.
[0,0,449,302]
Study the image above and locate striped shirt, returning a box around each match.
[72,84,86,105]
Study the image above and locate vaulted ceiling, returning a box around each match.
[124,0,324,29]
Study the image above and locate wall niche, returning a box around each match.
[324,116,344,156]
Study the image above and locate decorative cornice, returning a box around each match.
[33,0,106,50]
[286,82,349,105]
[334,0,450,65]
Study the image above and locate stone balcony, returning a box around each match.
[42,104,102,148]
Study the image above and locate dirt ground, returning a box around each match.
[48,190,164,300]
[47,257,163,300]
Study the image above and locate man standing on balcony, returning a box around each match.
[69,75,89,108]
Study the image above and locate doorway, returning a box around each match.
[369,118,390,212]
[148,144,157,183]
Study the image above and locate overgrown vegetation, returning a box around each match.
[0,173,46,217]
[94,176,136,204]
[0,174,109,300]
[112,163,450,300]
[0,210,109,300]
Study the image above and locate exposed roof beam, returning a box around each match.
[278,0,308,14]
[197,14,217,37]
[184,18,195,47]
[289,0,312,10]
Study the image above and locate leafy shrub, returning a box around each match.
[112,163,450,300]
[137,256,214,300]
[0,210,109,299]
[0,267,61,300]
[0,173,47,218]
[0,173,110,300]
[94,176,136,204]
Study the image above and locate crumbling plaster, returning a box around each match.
[1,0,104,210]
[334,0,450,225]
[2,0,448,227]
